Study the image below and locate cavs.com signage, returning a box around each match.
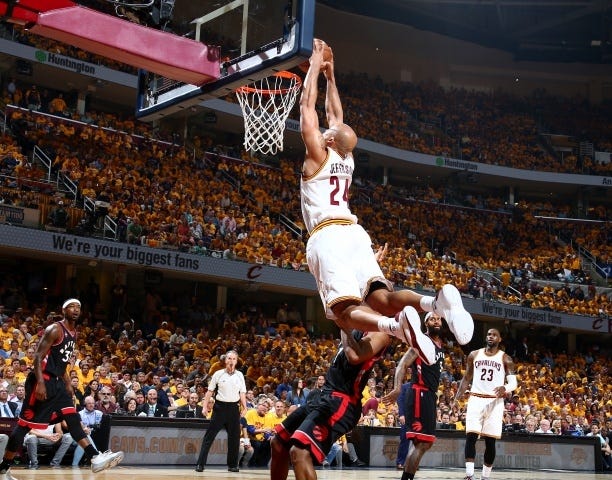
[365,430,599,471]
[109,424,227,465]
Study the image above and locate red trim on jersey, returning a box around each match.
[274,423,291,442]
[329,392,351,425]
[292,430,325,463]
[61,406,77,416]
[411,383,429,418]
[406,431,436,443]
[416,358,423,384]
[18,418,48,430]
[25,384,38,409]
[52,321,66,346]
[274,421,327,464]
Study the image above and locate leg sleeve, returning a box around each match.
[71,435,94,466]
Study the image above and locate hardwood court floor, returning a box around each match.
[2,465,610,480]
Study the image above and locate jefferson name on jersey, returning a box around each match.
[329,162,353,176]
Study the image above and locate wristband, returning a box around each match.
[504,374,517,393]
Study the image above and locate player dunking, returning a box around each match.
[383,313,445,480]
[299,38,474,364]
[0,299,124,474]
[453,328,517,480]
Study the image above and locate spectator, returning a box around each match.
[94,387,117,415]
[118,398,139,417]
[78,396,103,429]
[535,418,554,434]
[285,378,309,407]
[8,385,25,417]
[238,417,254,469]
[0,435,6,460]
[0,388,17,418]
[48,93,69,116]
[436,411,456,430]
[156,376,172,408]
[176,392,204,418]
[47,200,68,229]
[71,396,102,467]
[25,85,41,110]
[127,217,143,244]
[322,435,366,468]
[384,412,398,428]
[137,389,168,417]
[6,78,16,104]
[84,379,101,399]
[274,374,292,401]
[587,422,612,471]
[361,408,381,427]
[23,423,72,469]
[245,397,274,467]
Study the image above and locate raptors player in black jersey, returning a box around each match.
[270,329,412,480]
[384,312,446,480]
[0,298,123,474]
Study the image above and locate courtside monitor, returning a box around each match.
[136,0,314,122]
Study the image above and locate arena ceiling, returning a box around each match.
[319,0,612,64]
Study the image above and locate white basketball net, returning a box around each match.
[236,71,302,155]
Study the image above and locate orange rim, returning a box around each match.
[236,71,302,95]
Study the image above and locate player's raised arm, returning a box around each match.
[382,346,418,405]
[323,46,342,128]
[300,40,326,170]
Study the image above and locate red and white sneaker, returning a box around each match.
[396,306,436,365]
[434,285,474,345]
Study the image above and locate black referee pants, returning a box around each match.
[197,401,241,468]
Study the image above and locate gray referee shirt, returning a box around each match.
[208,368,246,402]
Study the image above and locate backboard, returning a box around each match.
[135,0,314,122]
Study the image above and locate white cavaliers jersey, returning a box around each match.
[470,348,506,396]
[301,147,358,234]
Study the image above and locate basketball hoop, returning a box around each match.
[236,71,302,155]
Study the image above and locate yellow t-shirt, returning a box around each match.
[244,408,276,441]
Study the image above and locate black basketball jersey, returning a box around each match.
[324,331,385,399]
[42,321,76,377]
[410,340,444,391]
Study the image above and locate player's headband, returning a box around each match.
[62,298,81,309]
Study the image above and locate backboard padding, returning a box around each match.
[136,0,314,122]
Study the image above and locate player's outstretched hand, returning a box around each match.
[382,387,400,406]
[374,242,388,263]
[35,381,47,401]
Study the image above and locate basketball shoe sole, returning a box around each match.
[434,284,474,345]
[396,306,435,365]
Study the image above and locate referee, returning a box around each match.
[195,350,247,472]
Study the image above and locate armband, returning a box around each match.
[504,375,517,393]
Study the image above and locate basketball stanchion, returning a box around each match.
[235,71,302,155]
